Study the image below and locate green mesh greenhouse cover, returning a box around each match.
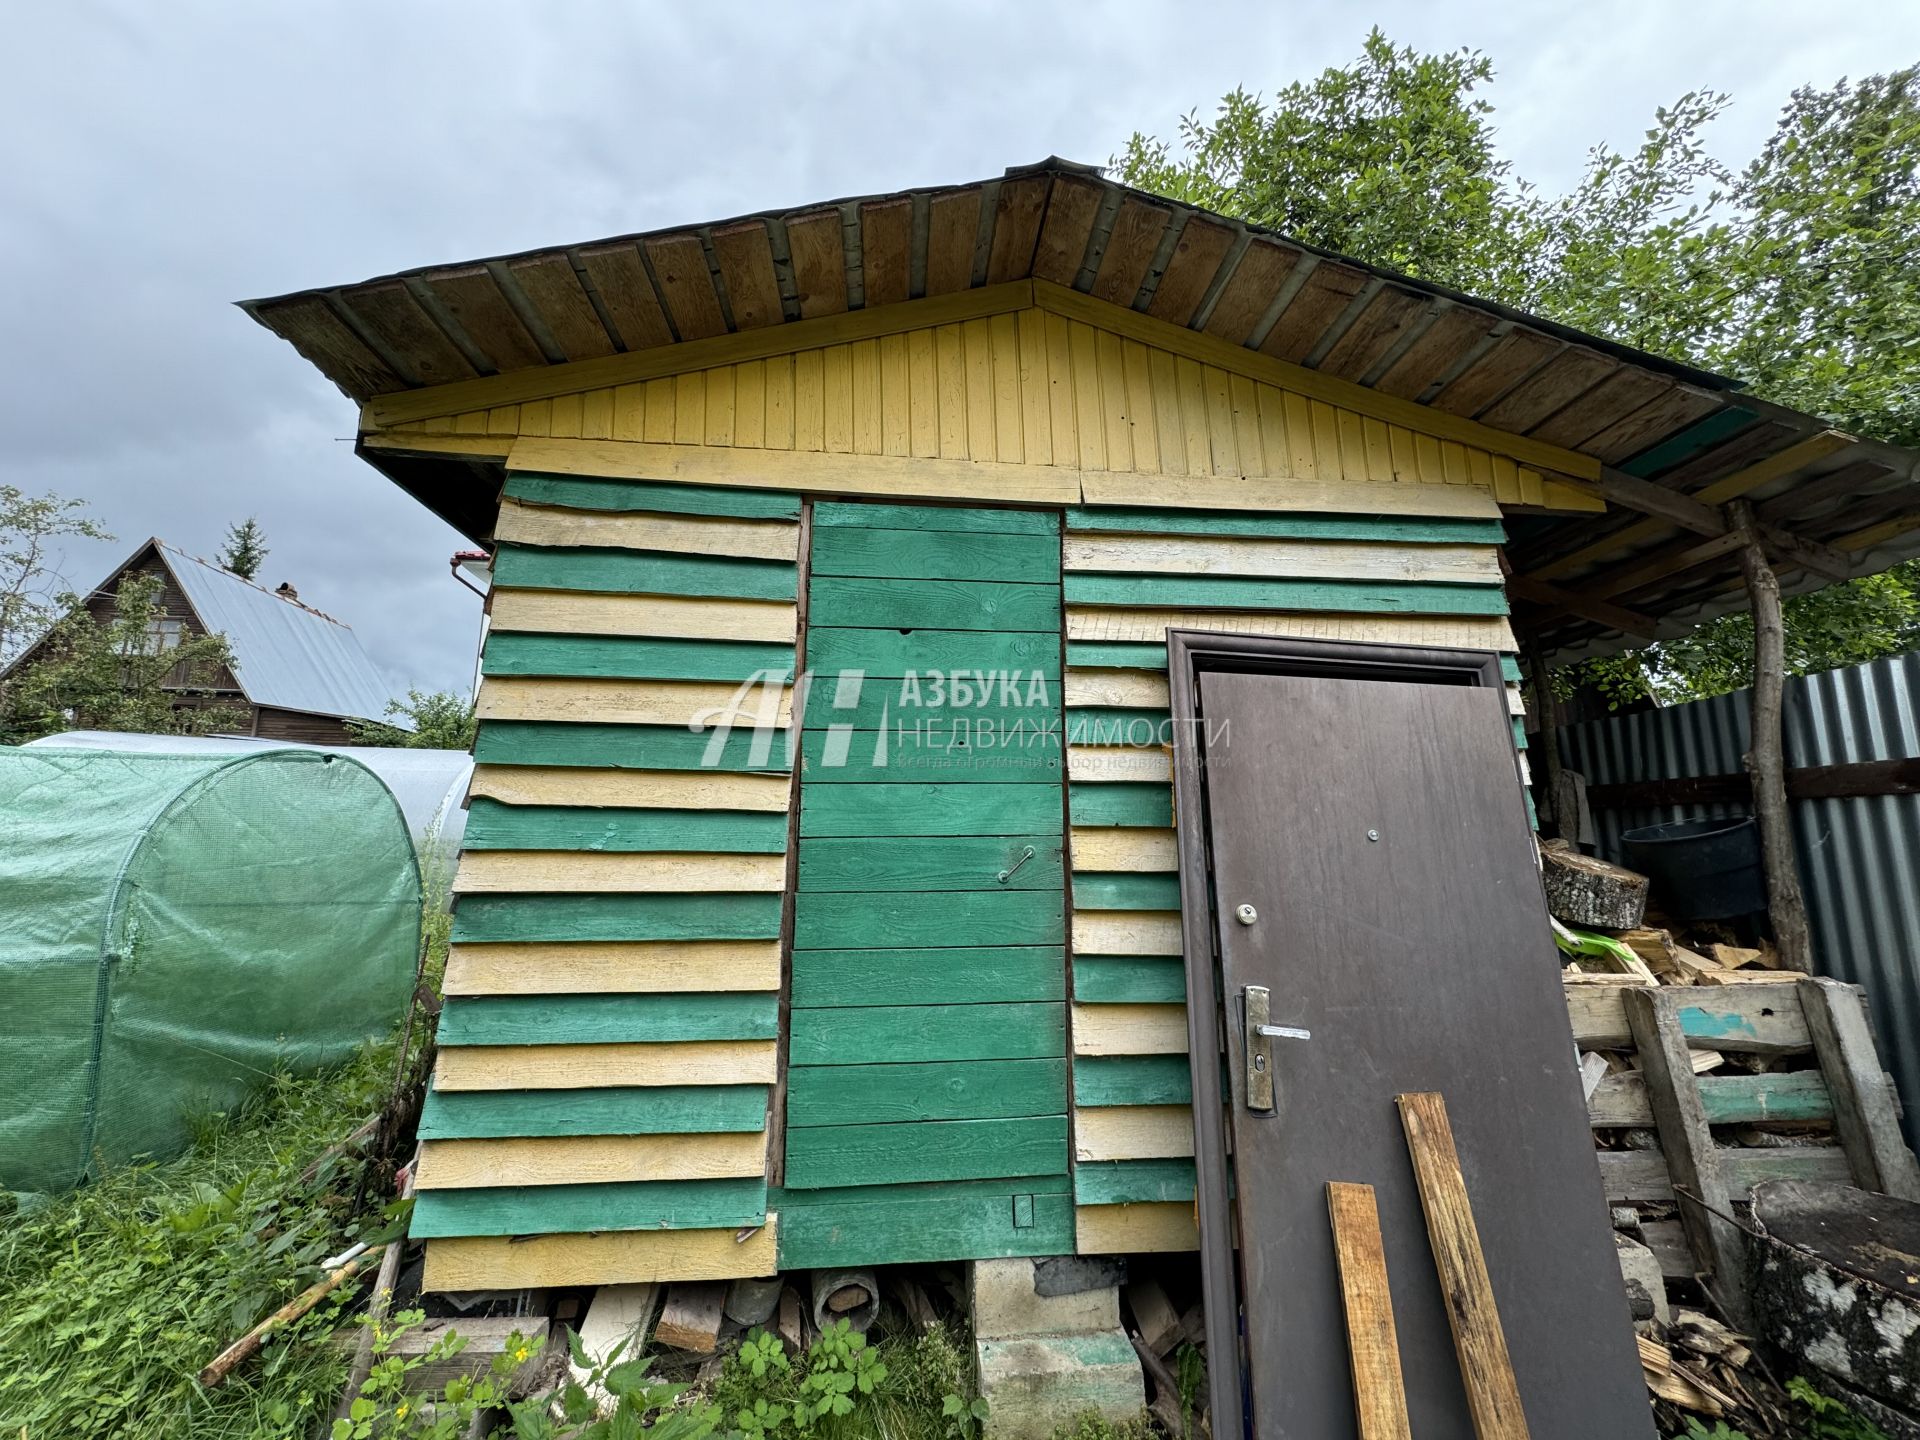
[0,747,421,1193]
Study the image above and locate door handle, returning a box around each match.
[1243,985,1310,1113]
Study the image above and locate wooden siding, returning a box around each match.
[781,501,1075,1262]
[399,305,1584,508]
[413,476,798,1278]
[1060,503,1525,1251]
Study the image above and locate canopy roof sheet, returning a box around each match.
[242,158,1920,660]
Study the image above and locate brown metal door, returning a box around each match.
[1197,670,1652,1438]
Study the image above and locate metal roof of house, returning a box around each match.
[153,541,394,722]
[240,157,1920,662]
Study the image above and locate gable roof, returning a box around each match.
[240,157,1920,662]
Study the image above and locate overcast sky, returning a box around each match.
[6,3,1917,701]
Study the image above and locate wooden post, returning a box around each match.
[1524,639,1563,833]
[1729,501,1812,972]
[1798,977,1920,1200]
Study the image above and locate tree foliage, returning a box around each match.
[1118,34,1920,704]
[219,517,270,581]
[0,485,113,676]
[346,689,477,751]
[4,572,246,741]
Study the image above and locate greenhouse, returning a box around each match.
[0,746,421,1194]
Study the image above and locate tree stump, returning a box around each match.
[1540,841,1648,930]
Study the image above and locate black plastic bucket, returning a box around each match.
[1620,816,1766,920]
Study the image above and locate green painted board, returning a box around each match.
[812,501,1059,535]
[505,473,801,518]
[492,545,797,601]
[794,889,1065,949]
[1500,656,1522,682]
[786,1058,1068,1127]
[810,526,1060,583]
[797,726,1061,785]
[411,1177,767,1239]
[784,1115,1068,1189]
[1063,574,1509,615]
[1073,955,1188,1004]
[800,782,1061,837]
[473,721,791,773]
[805,626,1061,679]
[1697,1071,1833,1125]
[418,1085,769,1139]
[482,632,793,682]
[1071,872,1182,911]
[790,946,1065,1007]
[1068,709,1173,745]
[809,577,1062,632]
[1070,782,1172,828]
[462,800,788,854]
[1066,642,1168,671]
[1073,1055,1193,1108]
[800,676,1060,731]
[1072,1158,1197,1206]
[789,1002,1065,1065]
[798,835,1063,892]
[438,991,779,1046]
[451,892,782,943]
[1617,408,1757,478]
[772,1177,1074,1269]
[1065,507,1504,543]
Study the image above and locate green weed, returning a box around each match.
[711,1319,980,1440]
[1047,1411,1158,1440]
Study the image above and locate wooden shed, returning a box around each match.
[244,158,1920,1297]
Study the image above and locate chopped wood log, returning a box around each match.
[1541,842,1649,930]
[1689,1050,1725,1075]
[1709,944,1763,970]
[1125,1276,1181,1357]
[1618,928,1679,975]
[655,1282,728,1353]
[895,1276,940,1332]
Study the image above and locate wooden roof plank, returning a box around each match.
[1526,367,1672,449]
[1145,215,1237,327]
[1030,175,1106,287]
[507,254,616,362]
[1429,329,1561,418]
[1477,348,1618,433]
[986,174,1052,285]
[1257,259,1370,364]
[1584,386,1728,466]
[1090,198,1172,307]
[924,188,983,296]
[1371,305,1497,399]
[859,198,914,308]
[576,242,674,351]
[784,209,849,320]
[1315,286,1429,381]
[423,265,547,371]
[645,234,729,341]
[253,295,405,395]
[709,221,784,331]
[1199,238,1301,345]
[339,279,477,386]
[1758,459,1898,526]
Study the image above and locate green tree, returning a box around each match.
[219,517,269,581]
[0,485,113,679]
[345,688,478,750]
[4,572,246,740]
[1119,37,1920,704]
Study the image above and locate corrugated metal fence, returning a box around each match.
[1561,651,1920,1133]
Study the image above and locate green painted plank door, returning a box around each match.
[785,501,1069,1254]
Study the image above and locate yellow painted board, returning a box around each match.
[488,590,797,644]
[907,328,940,459]
[475,677,792,728]
[794,349,825,452]
[1070,322,1107,472]
[444,940,783,995]
[1073,1203,1198,1255]
[423,1218,780,1291]
[1061,536,1500,585]
[734,362,765,449]
[433,1039,777,1091]
[935,324,967,460]
[505,437,1083,505]
[451,850,787,895]
[1123,339,1160,475]
[963,318,997,463]
[493,500,798,560]
[1065,607,1519,653]
[673,371,704,446]
[1071,1002,1189,1056]
[1079,470,1502,519]
[416,1131,767,1189]
[1044,311,1079,469]
[1074,1105,1196,1162]
[879,333,911,457]
[1064,669,1170,709]
[1015,309,1052,466]
[851,340,882,455]
[643,377,676,443]
[467,766,792,813]
[1073,911,1183,957]
[1149,349,1186,477]
[1071,827,1177,873]
[1069,745,1171,784]
[764,354,795,449]
[990,311,1024,465]
[823,344,854,454]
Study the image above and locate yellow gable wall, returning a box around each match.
[389,300,1599,514]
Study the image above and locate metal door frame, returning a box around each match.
[1166,630,1514,1431]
